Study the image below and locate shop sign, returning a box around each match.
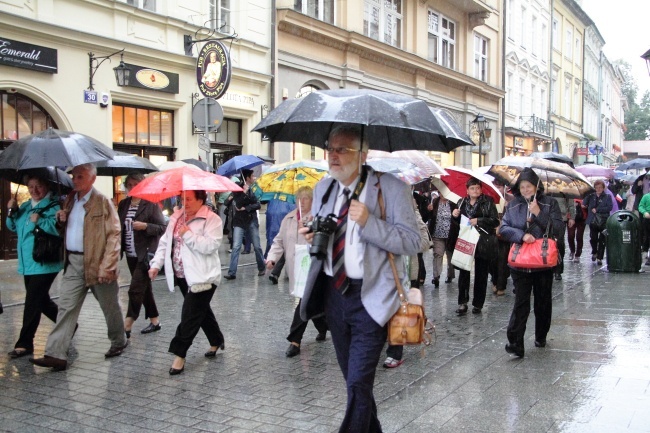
[196,41,231,99]
[577,147,588,156]
[0,37,57,73]
[123,64,179,94]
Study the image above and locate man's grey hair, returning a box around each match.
[75,163,97,177]
[327,124,368,152]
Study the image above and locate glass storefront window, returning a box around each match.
[112,105,124,142]
[137,108,149,144]
[112,103,173,147]
[149,110,161,145]
[161,111,172,147]
[2,94,17,140]
[124,106,137,143]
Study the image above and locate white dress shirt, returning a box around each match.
[323,178,367,279]
[65,190,91,252]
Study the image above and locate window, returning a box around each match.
[364,0,402,48]
[519,78,525,114]
[507,0,514,39]
[126,0,156,12]
[210,0,231,29]
[294,0,334,24]
[552,18,559,50]
[427,10,455,69]
[506,72,513,113]
[551,77,557,113]
[564,78,571,117]
[474,34,488,82]
[215,118,241,144]
[541,23,548,62]
[520,7,526,49]
[540,89,546,117]
[573,83,580,120]
[565,25,573,59]
[531,84,537,117]
[112,104,173,147]
[575,36,581,66]
[531,16,537,56]
[1,91,57,143]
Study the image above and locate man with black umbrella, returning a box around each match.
[30,163,126,371]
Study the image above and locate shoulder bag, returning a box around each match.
[508,218,558,269]
[32,202,63,264]
[378,185,433,346]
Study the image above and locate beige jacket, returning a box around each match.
[61,188,121,286]
[266,208,308,295]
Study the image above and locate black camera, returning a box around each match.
[306,213,338,260]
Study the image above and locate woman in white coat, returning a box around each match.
[148,190,224,375]
[266,187,328,357]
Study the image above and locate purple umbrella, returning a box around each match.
[575,165,614,179]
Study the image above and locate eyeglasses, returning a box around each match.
[325,146,361,155]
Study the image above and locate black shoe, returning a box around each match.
[141,322,161,334]
[105,340,128,358]
[592,254,597,262]
[8,348,33,359]
[169,366,184,375]
[534,339,546,348]
[432,278,440,288]
[505,343,524,357]
[125,330,131,339]
[472,307,482,314]
[257,270,266,276]
[455,304,468,316]
[285,344,300,357]
[269,274,278,284]
[315,332,327,342]
[223,275,236,280]
[445,277,454,283]
[597,259,603,265]
[204,343,224,358]
[242,251,251,255]
[554,273,562,281]
[29,355,67,371]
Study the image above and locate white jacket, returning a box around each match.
[150,205,222,292]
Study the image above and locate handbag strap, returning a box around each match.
[377,181,407,305]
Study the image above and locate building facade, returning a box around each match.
[0,0,272,258]
[503,0,552,157]
[599,56,626,167]
[579,23,604,164]
[274,0,505,168]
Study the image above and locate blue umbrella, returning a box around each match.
[216,155,265,177]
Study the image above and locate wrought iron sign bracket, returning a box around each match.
[184,25,238,56]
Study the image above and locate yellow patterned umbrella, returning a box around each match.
[251,160,328,203]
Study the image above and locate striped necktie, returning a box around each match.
[332,188,350,293]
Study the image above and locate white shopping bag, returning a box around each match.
[451,225,480,271]
[292,244,310,298]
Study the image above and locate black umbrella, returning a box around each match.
[181,158,213,172]
[252,89,473,152]
[0,166,73,194]
[0,127,115,170]
[95,152,159,176]
[529,151,575,168]
[616,158,650,171]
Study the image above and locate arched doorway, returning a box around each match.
[0,90,58,259]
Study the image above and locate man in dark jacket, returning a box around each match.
[224,169,266,279]
[632,168,650,251]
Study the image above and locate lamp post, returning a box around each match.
[472,114,492,166]
[88,49,130,91]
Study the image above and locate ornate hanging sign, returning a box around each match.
[196,41,231,99]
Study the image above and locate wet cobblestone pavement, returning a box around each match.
[1,241,649,432]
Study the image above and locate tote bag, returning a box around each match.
[451,225,480,271]
[292,244,310,298]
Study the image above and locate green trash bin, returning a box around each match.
[606,211,642,272]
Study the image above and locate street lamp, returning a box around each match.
[88,49,130,91]
[642,49,650,76]
[472,114,492,166]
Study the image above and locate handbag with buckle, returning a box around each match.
[508,219,558,269]
[377,183,434,346]
[32,202,63,264]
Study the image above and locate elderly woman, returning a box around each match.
[6,175,63,358]
[451,178,499,315]
[427,193,458,288]
[148,190,224,375]
[583,179,613,266]
[266,187,327,357]
[500,168,563,357]
[118,173,166,338]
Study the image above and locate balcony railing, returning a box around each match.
[519,115,551,136]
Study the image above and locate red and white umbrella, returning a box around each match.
[128,165,242,203]
[431,166,503,204]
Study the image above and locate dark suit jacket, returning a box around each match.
[117,197,167,262]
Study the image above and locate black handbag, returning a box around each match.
[590,213,607,231]
[32,226,63,264]
[475,228,498,261]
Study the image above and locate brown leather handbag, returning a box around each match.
[377,184,433,346]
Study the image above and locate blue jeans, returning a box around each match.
[228,221,265,276]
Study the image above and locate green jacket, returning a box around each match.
[6,195,63,275]
[638,193,650,215]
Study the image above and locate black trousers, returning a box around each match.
[417,252,426,283]
[15,272,59,350]
[168,278,224,358]
[458,256,490,308]
[555,224,567,275]
[507,269,553,346]
[589,225,606,260]
[286,298,328,344]
[271,254,286,277]
[567,220,586,257]
[490,239,511,291]
[125,256,159,321]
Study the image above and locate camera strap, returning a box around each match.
[315,166,369,217]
